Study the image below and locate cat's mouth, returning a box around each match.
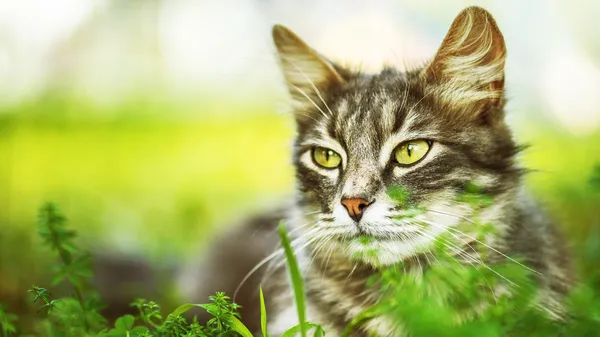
[335,226,422,243]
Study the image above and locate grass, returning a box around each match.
[278,223,307,337]
[1,176,599,336]
[0,203,319,336]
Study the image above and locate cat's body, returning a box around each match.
[180,7,573,336]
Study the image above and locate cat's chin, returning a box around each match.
[340,234,435,267]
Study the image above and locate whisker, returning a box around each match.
[265,237,318,279]
[234,228,318,300]
[424,209,542,276]
[289,83,329,120]
[268,227,320,268]
[288,61,336,118]
[420,220,518,287]
[344,262,359,284]
[408,89,434,114]
[322,237,339,275]
[302,235,331,275]
[294,110,322,124]
[418,230,504,301]
[287,222,316,236]
[399,70,411,113]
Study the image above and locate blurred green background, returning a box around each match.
[1,0,600,328]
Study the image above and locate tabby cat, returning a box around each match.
[180,6,572,336]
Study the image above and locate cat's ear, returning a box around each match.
[422,7,506,119]
[272,25,345,119]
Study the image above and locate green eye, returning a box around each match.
[394,140,431,165]
[312,147,342,169]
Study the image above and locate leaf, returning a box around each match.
[340,306,379,337]
[279,222,307,337]
[169,303,204,317]
[115,314,135,330]
[229,316,254,337]
[131,326,149,334]
[0,305,18,335]
[280,323,322,337]
[260,285,269,337]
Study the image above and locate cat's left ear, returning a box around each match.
[272,25,346,123]
[422,7,506,122]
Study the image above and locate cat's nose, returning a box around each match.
[341,197,373,222]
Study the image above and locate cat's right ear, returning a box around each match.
[421,7,507,123]
[272,25,345,121]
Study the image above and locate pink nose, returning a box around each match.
[341,198,372,222]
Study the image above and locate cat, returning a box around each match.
[179,6,573,336]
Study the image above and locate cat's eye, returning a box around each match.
[312,147,342,169]
[394,140,431,166]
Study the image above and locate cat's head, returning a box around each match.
[273,7,521,267]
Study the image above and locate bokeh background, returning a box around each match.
[1,0,599,329]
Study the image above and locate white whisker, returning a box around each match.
[288,61,335,118]
[424,209,542,276]
[344,262,359,284]
[289,83,329,120]
[420,220,518,287]
[234,227,318,300]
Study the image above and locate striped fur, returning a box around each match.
[266,6,572,336]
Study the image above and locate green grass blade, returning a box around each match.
[230,316,254,337]
[340,306,378,337]
[260,285,269,337]
[279,222,307,337]
[280,322,322,337]
[168,303,253,337]
[168,303,202,317]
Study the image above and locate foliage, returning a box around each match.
[5,204,254,337]
[1,167,599,336]
[0,305,17,337]
[590,164,600,190]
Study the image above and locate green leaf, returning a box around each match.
[115,315,135,330]
[169,303,203,317]
[280,323,322,337]
[260,285,269,337]
[340,306,379,337]
[229,316,254,337]
[279,222,307,337]
[0,305,18,335]
[131,326,149,335]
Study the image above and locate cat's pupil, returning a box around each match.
[407,144,414,157]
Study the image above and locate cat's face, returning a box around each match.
[274,7,521,266]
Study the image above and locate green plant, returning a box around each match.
[14,203,258,337]
[0,305,17,337]
[277,223,325,337]
[2,167,600,336]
